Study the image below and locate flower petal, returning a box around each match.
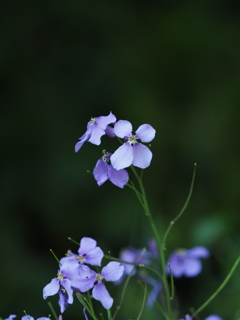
[108,165,129,188]
[186,246,210,258]
[101,261,124,282]
[205,316,223,320]
[84,247,104,266]
[93,159,109,186]
[135,124,156,142]
[43,278,60,299]
[96,112,116,130]
[92,282,113,309]
[111,143,133,170]
[61,279,74,304]
[88,125,105,145]
[71,275,96,292]
[183,258,202,277]
[22,317,34,320]
[114,120,132,138]
[78,237,97,255]
[132,143,152,169]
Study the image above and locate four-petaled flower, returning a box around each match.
[93,150,129,188]
[110,120,156,170]
[75,112,116,152]
[167,246,210,278]
[71,261,124,309]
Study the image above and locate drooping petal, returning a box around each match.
[186,246,210,258]
[61,279,74,304]
[93,159,109,186]
[132,143,152,169]
[183,258,202,277]
[146,278,162,308]
[92,282,113,309]
[83,307,89,320]
[96,112,116,130]
[58,289,68,313]
[101,261,124,282]
[108,165,129,188]
[111,143,133,170]
[105,125,115,137]
[84,247,104,266]
[114,120,132,138]
[71,275,96,292]
[43,278,60,299]
[88,125,105,145]
[75,133,90,152]
[78,237,97,255]
[135,124,156,142]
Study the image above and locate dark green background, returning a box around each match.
[1,1,240,319]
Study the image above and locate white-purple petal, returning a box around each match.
[84,247,104,266]
[58,290,68,313]
[78,237,97,256]
[111,143,133,170]
[101,261,124,282]
[108,165,129,188]
[93,159,109,186]
[92,282,113,309]
[96,112,116,130]
[43,278,60,299]
[88,125,105,145]
[114,120,132,138]
[71,275,96,292]
[132,143,152,169]
[135,124,156,142]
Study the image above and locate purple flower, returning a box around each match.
[110,120,156,170]
[205,317,223,320]
[93,150,129,188]
[43,270,74,307]
[72,261,124,309]
[145,276,162,308]
[75,112,116,152]
[60,237,104,279]
[179,316,192,320]
[167,246,210,278]
[22,317,50,320]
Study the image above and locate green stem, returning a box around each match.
[130,166,172,319]
[191,255,240,318]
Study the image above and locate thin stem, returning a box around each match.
[47,302,58,320]
[191,255,240,318]
[136,267,147,320]
[162,163,197,250]
[130,166,172,319]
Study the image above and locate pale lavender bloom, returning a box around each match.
[93,150,129,188]
[22,317,50,320]
[72,261,124,309]
[111,120,156,170]
[60,237,104,279]
[167,246,210,278]
[75,112,116,152]
[205,316,223,320]
[145,276,162,308]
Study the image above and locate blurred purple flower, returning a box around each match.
[75,112,116,152]
[167,246,210,278]
[72,261,124,309]
[111,120,156,170]
[179,315,192,320]
[4,316,17,320]
[205,316,223,320]
[93,150,129,188]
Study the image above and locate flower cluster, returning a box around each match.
[43,237,124,314]
[75,112,156,188]
[4,316,51,320]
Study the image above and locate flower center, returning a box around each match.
[95,274,103,281]
[57,272,64,280]
[102,149,110,162]
[77,255,85,263]
[90,117,96,124]
[128,135,137,145]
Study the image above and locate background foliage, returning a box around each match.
[1,1,240,319]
